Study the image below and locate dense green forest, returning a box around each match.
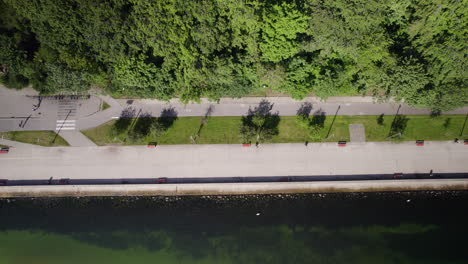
[0,0,466,110]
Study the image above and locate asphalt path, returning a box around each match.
[1,141,466,181]
[0,86,102,132]
[116,97,468,120]
[2,84,468,132]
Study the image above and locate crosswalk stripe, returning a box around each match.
[56,119,76,131]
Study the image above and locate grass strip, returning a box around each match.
[0,131,70,146]
[82,115,467,146]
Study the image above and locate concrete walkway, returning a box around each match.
[1,179,467,198]
[1,141,466,180]
[349,124,366,142]
[58,131,97,147]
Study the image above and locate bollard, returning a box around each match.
[416,140,424,146]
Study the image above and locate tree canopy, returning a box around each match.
[0,0,466,110]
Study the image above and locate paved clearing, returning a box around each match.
[349,124,366,142]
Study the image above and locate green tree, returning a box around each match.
[260,2,309,62]
[0,0,465,110]
[0,35,30,88]
[405,0,467,110]
[240,101,280,144]
[296,108,326,141]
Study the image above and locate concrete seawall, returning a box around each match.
[1,179,467,198]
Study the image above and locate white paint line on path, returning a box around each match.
[56,123,76,127]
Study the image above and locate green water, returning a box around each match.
[0,192,467,264]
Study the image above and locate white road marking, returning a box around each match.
[56,119,76,130]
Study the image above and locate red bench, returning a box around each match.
[416,140,424,146]
[0,147,9,154]
[156,177,167,183]
[58,178,70,185]
[338,141,347,147]
[242,143,251,147]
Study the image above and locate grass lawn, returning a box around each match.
[0,131,69,146]
[101,101,111,111]
[82,114,467,146]
[0,144,9,148]
[81,116,350,146]
[340,115,467,141]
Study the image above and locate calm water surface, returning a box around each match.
[0,191,467,264]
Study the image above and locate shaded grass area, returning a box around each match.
[0,144,9,148]
[0,131,69,146]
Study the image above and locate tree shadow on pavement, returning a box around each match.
[240,100,280,144]
[296,102,313,118]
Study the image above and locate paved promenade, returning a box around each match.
[1,141,466,180]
